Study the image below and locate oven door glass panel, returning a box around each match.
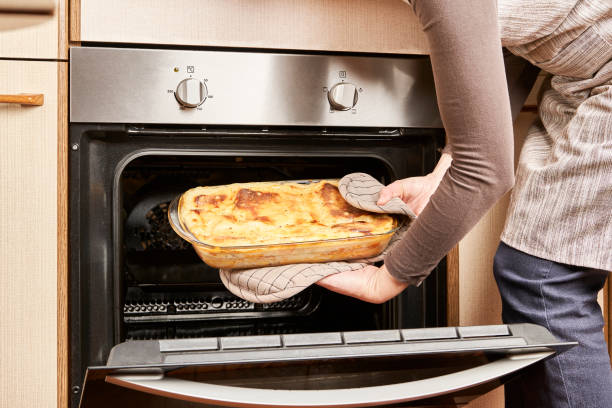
[78,324,575,408]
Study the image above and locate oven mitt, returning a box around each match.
[219,173,416,303]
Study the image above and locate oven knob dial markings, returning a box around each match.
[327,82,358,111]
[174,77,208,108]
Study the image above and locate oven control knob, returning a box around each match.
[327,82,358,111]
[175,78,207,108]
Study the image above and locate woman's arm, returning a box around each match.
[318,0,514,301]
[385,0,515,284]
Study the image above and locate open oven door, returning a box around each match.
[79,323,575,408]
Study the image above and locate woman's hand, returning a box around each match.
[315,264,408,304]
[377,175,439,216]
[317,154,452,303]
[377,153,452,216]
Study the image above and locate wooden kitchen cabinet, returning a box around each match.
[0,0,67,59]
[71,0,428,54]
[0,1,69,408]
[0,59,68,408]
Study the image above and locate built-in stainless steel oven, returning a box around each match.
[69,47,568,408]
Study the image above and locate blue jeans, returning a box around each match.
[493,242,612,408]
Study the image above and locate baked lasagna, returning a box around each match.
[178,180,396,247]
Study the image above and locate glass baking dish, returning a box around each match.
[167,182,403,270]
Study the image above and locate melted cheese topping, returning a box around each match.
[179,180,395,247]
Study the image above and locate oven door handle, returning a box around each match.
[105,351,553,407]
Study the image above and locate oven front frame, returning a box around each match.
[68,124,447,408]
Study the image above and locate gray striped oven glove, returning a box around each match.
[219,173,416,303]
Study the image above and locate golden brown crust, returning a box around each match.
[179,180,395,247]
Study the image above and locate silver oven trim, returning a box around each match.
[105,352,554,408]
[70,47,442,127]
[78,324,576,408]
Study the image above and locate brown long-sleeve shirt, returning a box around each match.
[385,0,515,284]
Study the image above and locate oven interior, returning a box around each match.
[120,154,399,340]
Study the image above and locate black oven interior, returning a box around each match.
[69,125,446,407]
[121,153,397,340]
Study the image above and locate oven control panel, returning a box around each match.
[70,47,442,128]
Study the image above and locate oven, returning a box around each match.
[69,47,570,408]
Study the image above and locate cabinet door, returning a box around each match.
[75,0,428,54]
[0,60,59,408]
[0,0,66,59]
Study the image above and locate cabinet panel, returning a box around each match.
[0,0,55,12]
[608,281,611,361]
[458,193,510,408]
[77,0,429,54]
[457,112,535,408]
[0,0,64,59]
[0,60,58,408]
